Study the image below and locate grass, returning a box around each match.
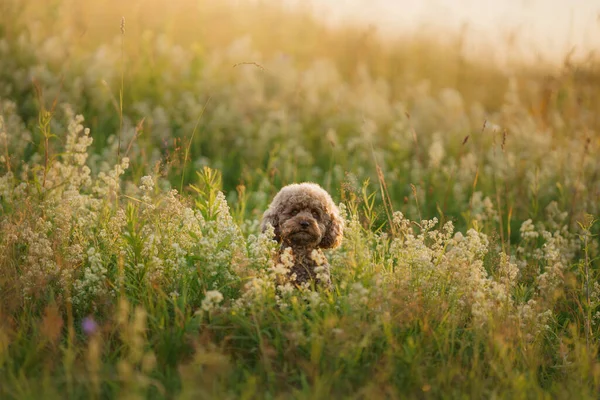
[0,0,599,398]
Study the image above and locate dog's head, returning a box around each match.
[261,183,343,249]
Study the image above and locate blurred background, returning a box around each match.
[285,0,600,65]
[1,0,599,225]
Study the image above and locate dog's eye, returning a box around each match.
[290,209,298,215]
[311,210,320,219]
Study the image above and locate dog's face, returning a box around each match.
[279,200,327,247]
[261,183,343,249]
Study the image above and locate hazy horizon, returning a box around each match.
[281,0,600,65]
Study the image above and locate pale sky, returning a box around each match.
[281,0,600,65]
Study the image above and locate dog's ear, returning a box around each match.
[319,210,344,249]
[261,208,281,242]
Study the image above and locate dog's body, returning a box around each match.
[262,183,343,287]
[282,247,330,287]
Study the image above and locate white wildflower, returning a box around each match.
[139,175,154,192]
[520,219,538,240]
[280,247,295,268]
[201,290,224,312]
[310,249,327,266]
[428,139,445,167]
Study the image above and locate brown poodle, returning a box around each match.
[261,183,344,287]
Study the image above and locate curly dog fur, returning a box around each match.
[261,183,344,287]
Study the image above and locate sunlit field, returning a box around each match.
[1,0,599,398]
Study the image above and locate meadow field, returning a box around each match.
[0,0,599,398]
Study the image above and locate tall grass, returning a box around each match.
[0,0,599,398]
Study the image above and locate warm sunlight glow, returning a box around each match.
[283,0,600,63]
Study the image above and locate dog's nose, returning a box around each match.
[300,220,310,228]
